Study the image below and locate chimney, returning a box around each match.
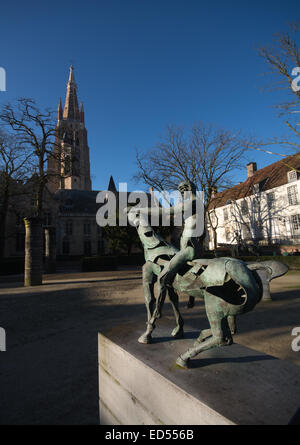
[247,162,257,178]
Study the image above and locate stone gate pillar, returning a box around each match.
[24,217,43,286]
[45,227,56,273]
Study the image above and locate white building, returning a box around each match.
[208,153,300,254]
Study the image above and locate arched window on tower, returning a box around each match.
[65,155,71,175]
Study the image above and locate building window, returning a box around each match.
[97,239,103,255]
[62,237,70,255]
[225,228,231,242]
[252,198,260,214]
[267,192,275,209]
[43,212,52,226]
[84,239,92,256]
[287,185,299,206]
[242,224,251,240]
[84,222,91,235]
[291,214,300,235]
[16,214,24,226]
[16,233,25,252]
[241,200,248,216]
[223,208,228,222]
[254,221,263,239]
[65,221,73,235]
[287,170,298,183]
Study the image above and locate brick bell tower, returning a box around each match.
[48,66,92,192]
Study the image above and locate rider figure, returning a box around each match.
[130,180,204,302]
[156,180,205,298]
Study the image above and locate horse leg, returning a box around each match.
[227,315,237,335]
[168,286,184,339]
[143,262,156,321]
[138,287,167,344]
[187,296,195,309]
[193,328,212,346]
[176,293,228,367]
[138,262,157,344]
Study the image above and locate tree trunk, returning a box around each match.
[24,217,43,286]
[0,183,10,260]
[45,227,56,273]
[0,212,7,260]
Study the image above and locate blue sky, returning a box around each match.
[0,0,299,191]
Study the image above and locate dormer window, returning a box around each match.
[287,170,298,183]
[252,177,269,194]
[253,183,260,194]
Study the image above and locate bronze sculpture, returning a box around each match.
[125,182,288,368]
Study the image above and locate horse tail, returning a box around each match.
[246,260,289,282]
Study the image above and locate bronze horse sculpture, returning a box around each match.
[127,209,288,368]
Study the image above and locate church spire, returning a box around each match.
[57,97,63,121]
[80,102,85,123]
[63,65,80,121]
[108,176,117,193]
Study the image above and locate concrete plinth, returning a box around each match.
[98,319,300,425]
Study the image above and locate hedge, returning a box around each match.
[81,253,300,272]
[81,255,118,272]
[117,254,144,266]
[237,255,300,270]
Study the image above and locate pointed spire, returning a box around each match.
[57,97,63,121]
[68,65,75,83]
[63,65,80,121]
[108,176,117,193]
[80,102,85,123]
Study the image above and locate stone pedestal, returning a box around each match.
[99,320,300,425]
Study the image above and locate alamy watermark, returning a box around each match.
[0,67,6,92]
[291,327,300,352]
[0,327,6,352]
[291,67,300,93]
[96,183,205,237]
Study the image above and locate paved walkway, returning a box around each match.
[0,269,299,424]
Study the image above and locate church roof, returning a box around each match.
[56,189,100,214]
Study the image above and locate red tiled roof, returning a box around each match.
[209,152,300,210]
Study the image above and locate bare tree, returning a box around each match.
[256,23,300,168]
[0,99,59,217]
[0,98,59,285]
[258,22,300,114]
[0,130,32,259]
[219,192,289,255]
[135,123,250,248]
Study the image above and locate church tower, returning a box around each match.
[48,66,92,192]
